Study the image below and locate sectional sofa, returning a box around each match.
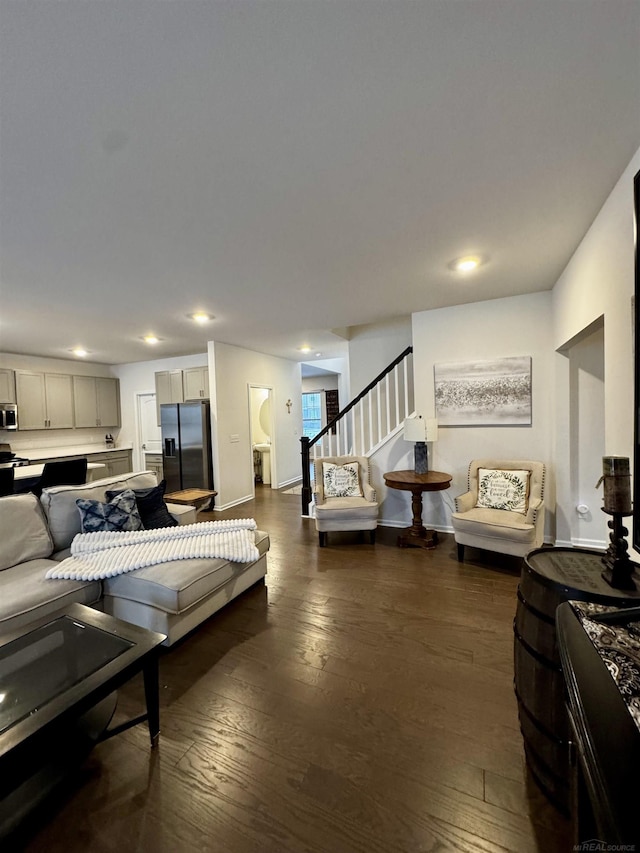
[0,471,269,645]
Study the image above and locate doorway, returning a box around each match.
[248,385,274,492]
[135,392,162,473]
[568,323,605,547]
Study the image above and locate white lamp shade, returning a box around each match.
[425,418,438,442]
[404,416,426,442]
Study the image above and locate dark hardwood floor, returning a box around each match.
[14,485,570,852]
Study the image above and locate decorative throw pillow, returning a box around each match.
[106,479,178,529]
[323,462,363,497]
[76,489,143,533]
[476,468,530,514]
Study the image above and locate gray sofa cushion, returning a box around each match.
[103,530,269,614]
[0,494,53,570]
[40,471,158,552]
[0,559,101,634]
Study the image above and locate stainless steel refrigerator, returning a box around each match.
[161,401,214,493]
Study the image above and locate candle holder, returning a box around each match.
[600,509,639,591]
[596,456,638,590]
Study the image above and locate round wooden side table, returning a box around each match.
[383,469,452,549]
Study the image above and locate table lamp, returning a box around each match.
[404,416,438,474]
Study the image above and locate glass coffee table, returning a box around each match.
[0,604,166,836]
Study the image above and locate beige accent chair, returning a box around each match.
[313,456,379,547]
[451,459,546,561]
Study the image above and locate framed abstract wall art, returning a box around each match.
[434,356,532,426]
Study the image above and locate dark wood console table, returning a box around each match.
[556,600,640,846]
[383,469,452,549]
[515,547,640,814]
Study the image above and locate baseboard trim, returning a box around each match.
[379,520,455,533]
[213,493,254,511]
[554,537,606,551]
[277,476,303,490]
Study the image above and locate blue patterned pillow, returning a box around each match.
[76,489,143,533]
[105,479,178,529]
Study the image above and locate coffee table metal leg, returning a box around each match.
[143,655,160,748]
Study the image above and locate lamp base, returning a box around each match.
[414,442,428,475]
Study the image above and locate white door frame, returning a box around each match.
[248,384,275,494]
[135,391,158,473]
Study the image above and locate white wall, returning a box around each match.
[209,341,302,509]
[348,317,412,397]
[396,292,555,535]
[302,375,339,393]
[563,323,606,548]
[552,146,640,549]
[0,351,118,453]
[112,352,208,469]
[305,356,349,411]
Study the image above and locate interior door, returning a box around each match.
[137,392,162,474]
[140,394,162,453]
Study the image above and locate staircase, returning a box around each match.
[300,346,414,515]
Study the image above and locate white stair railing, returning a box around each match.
[301,347,414,514]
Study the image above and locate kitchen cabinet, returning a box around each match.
[144,452,164,481]
[0,369,16,404]
[87,450,132,477]
[73,376,120,428]
[15,371,74,430]
[155,370,184,425]
[183,367,209,401]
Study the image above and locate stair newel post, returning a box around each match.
[301,436,312,516]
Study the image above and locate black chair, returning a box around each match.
[0,467,15,497]
[31,458,88,498]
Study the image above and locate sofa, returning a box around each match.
[0,471,269,645]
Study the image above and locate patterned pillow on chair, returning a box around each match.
[476,468,530,514]
[323,462,363,498]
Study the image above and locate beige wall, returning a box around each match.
[209,341,302,509]
[406,292,554,534]
[552,146,640,548]
[348,317,412,398]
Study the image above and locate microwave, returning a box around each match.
[0,405,17,431]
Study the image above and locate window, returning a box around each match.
[302,392,322,439]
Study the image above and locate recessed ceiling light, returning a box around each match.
[298,345,312,353]
[315,352,322,357]
[448,254,487,273]
[142,335,161,344]
[70,347,89,357]
[188,312,214,324]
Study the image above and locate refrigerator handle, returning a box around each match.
[164,437,176,457]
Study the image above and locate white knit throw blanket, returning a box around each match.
[45,518,259,582]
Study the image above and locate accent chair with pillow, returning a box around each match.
[451,459,546,561]
[313,455,379,547]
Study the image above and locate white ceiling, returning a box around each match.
[1,1,639,366]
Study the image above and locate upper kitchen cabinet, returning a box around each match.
[16,371,74,430]
[0,369,16,404]
[73,376,120,428]
[183,367,209,401]
[155,369,184,424]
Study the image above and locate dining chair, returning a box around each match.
[0,467,15,497]
[31,458,89,498]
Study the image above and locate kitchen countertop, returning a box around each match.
[16,445,133,462]
[14,461,107,480]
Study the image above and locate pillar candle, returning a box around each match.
[602,456,632,513]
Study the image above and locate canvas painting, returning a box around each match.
[434,356,532,426]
